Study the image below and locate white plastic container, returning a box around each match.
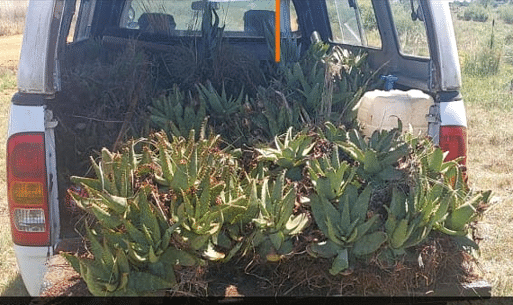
[356,89,434,137]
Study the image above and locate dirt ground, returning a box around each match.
[39,235,486,297]
[0,34,22,69]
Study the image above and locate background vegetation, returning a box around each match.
[0,0,512,297]
[451,0,513,298]
[0,1,27,37]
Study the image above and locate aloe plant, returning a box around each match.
[288,42,374,127]
[70,143,137,199]
[153,130,231,193]
[383,186,432,255]
[197,81,245,119]
[401,132,491,241]
[149,85,207,139]
[66,147,200,296]
[247,173,309,262]
[171,173,251,261]
[308,145,355,201]
[337,125,409,184]
[318,121,348,144]
[250,86,303,140]
[150,130,255,261]
[424,151,490,239]
[65,130,249,295]
[256,127,314,181]
[308,188,386,275]
[62,227,135,296]
[62,196,199,296]
[307,148,386,274]
[379,131,491,256]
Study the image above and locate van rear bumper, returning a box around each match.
[13,245,50,296]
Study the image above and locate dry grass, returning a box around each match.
[466,103,513,297]
[0,1,28,37]
[453,14,513,297]
[467,105,513,190]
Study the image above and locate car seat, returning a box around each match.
[243,10,275,36]
[138,13,176,35]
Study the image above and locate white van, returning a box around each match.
[7,0,467,295]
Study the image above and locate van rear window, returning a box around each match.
[119,0,299,37]
[326,0,382,49]
[389,0,430,58]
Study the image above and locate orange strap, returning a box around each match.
[275,0,281,62]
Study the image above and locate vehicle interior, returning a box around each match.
[60,0,433,91]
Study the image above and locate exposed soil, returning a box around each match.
[40,235,484,297]
[0,34,22,70]
[40,255,90,297]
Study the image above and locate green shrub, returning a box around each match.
[478,0,493,8]
[498,4,513,24]
[462,47,502,76]
[458,4,489,22]
[452,1,470,7]
[360,3,377,31]
[0,68,16,91]
[504,32,513,65]
[505,32,513,45]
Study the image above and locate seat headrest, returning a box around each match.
[243,10,275,36]
[138,13,176,35]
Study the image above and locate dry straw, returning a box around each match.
[0,1,28,36]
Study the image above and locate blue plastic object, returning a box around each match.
[380,75,398,91]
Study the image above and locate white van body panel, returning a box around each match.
[13,245,50,296]
[17,1,56,94]
[7,104,46,136]
[427,1,462,91]
[440,99,467,127]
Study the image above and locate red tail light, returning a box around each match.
[7,133,50,246]
[439,126,467,166]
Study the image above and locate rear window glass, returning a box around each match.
[358,0,381,48]
[389,0,429,58]
[68,0,96,42]
[326,0,381,49]
[120,0,299,37]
